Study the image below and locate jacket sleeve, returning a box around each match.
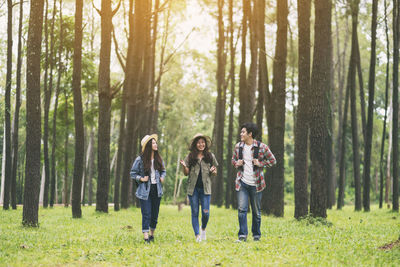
[160,160,166,179]
[259,144,276,168]
[130,157,142,183]
[231,143,240,169]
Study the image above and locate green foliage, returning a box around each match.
[0,205,399,265]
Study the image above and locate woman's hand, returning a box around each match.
[141,176,149,182]
[210,166,217,175]
[179,160,187,168]
[160,177,165,183]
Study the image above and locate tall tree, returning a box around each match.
[264,0,288,217]
[212,0,226,207]
[294,0,311,219]
[11,0,24,209]
[225,0,235,209]
[23,0,45,226]
[348,0,362,211]
[50,0,63,207]
[71,0,84,218]
[392,0,399,212]
[362,0,378,212]
[121,0,144,209]
[238,0,250,127]
[96,0,119,212]
[380,0,390,209]
[309,0,331,218]
[63,90,69,207]
[3,0,13,211]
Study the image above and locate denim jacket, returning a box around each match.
[130,156,166,200]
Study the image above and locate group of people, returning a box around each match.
[130,122,276,243]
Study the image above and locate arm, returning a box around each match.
[130,157,149,183]
[258,144,276,168]
[180,156,190,176]
[160,161,166,183]
[231,143,243,168]
[210,153,218,176]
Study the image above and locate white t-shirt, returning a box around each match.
[151,159,156,184]
[241,144,256,186]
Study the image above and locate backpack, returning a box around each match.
[238,141,260,169]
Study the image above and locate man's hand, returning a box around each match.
[252,159,261,167]
[236,160,244,167]
[160,177,165,183]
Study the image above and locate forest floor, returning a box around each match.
[0,204,399,266]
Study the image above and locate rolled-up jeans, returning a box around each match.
[237,180,262,239]
[139,184,161,233]
[188,187,210,236]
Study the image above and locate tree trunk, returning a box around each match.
[238,0,250,127]
[1,124,6,205]
[3,0,13,211]
[309,0,331,218]
[392,0,399,212]
[11,0,24,210]
[121,0,144,208]
[362,0,378,212]
[264,0,287,217]
[71,0,84,218]
[226,0,235,209]
[212,0,226,207]
[294,0,310,219]
[88,129,95,206]
[63,91,69,207]
[386,92,393,206]
[50,0,63,208]
[380,0,390,209]
[349,0,362,212]
[23,0,45,226]
[96,0,113,213]
[337,80,350,210]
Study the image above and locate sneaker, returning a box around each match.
[196,235,202,242]
[235,236,247,243]
[200,229,206,241]
[144,238,150,244]
[149,235,154,242]
[253,236,260,241]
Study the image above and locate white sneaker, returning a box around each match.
[196,235,202,242]
[200,229,206,241]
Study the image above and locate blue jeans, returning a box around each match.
[140,184,161,233]
[237,181,262,239]
[188,187,210,236]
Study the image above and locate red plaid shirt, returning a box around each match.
[231,140,276,192]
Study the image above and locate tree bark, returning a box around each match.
[264,0,287,217]
[96,0,113,213]
[294,0,310,219]
[392,0,399,212]
[309,0,331,218]
[11,0,24,210]
[23,0,44,226]
[63,91,69,207]
[3,0,13,211]
[362,0,378,212]
[380,0,390,209]
[71,0,84,218]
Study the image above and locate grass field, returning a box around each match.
[0,204,399,266]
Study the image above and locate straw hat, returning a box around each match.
[190,133,212,149]
[141,134,158,153]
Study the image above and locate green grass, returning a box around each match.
[0,204,399,266]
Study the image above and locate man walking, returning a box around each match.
[232,122,276,242]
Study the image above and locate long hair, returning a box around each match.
[188,137,213,169]
[141,138,164,174]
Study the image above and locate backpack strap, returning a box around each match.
[253,141,261,160]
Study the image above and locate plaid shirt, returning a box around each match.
[231,140,276,192]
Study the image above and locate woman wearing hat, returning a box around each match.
[180,133,218,242]
[130,134,166,243]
